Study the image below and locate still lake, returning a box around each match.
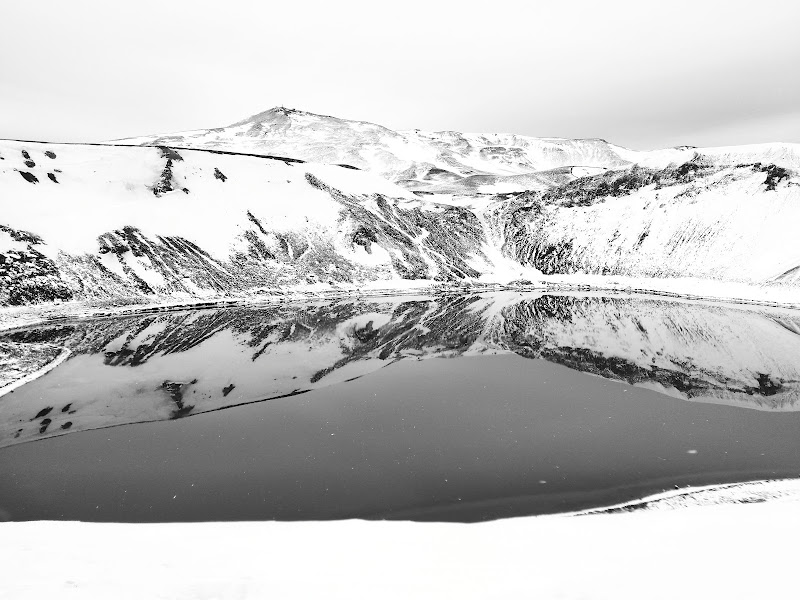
[1,292,799,522]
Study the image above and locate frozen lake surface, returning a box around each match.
[1,292,799,521]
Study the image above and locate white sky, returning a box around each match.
[1,0,798,149]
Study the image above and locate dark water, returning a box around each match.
[1,293,800,522]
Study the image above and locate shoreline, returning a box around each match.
[2,275,799,335]
[566,477,800,516]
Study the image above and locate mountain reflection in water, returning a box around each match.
[2,292,800,450]
[2,292,800,521]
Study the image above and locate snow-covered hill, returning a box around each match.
[0,139,534,307]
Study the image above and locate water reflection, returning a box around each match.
[2,292,800,448]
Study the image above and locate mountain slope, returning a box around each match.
[492,159,800,284]
[0,140,532,306]
[3,109,800,310]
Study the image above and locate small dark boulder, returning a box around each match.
[18,171,39,184]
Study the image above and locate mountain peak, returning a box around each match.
[230,106,330,127]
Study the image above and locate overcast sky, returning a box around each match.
[2,0,798,149]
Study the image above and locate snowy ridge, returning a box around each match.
[115,107,800,194]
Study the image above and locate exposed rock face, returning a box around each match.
[0,225,73,305]
[2,293,800,447]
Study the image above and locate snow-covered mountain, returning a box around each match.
[2,293,799,448]
[115,107,800,194]
[114,107,633,193]
[2,108,800,309]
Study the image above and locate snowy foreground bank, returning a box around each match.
[2,479,799,600]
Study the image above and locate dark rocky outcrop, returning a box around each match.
[18,171,38,184]
[0,225,74,306]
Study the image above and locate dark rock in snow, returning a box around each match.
[18,171,38,184]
